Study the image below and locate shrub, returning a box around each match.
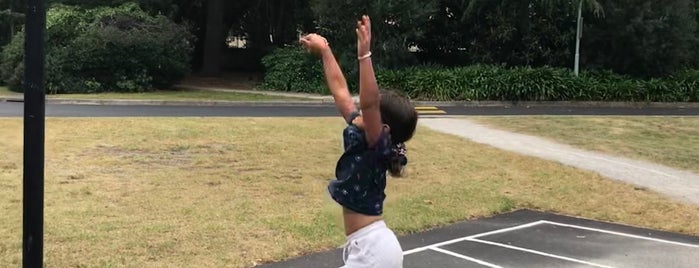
[0,3,194,93]
[662,69,699,102]
[0,31,24,91]
[260,46,327,94]
[262,57,699,102]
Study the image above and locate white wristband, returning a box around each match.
[358,52,372,61]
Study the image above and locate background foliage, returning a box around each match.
[1,3,194,93]
[1,0,698,101]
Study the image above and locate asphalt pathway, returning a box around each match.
[419,118,699,206]
[258,210,699,268]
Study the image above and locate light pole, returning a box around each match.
[9,0,13,39]
[574,0,583,76]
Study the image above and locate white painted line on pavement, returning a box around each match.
[403,220,545,255]
[429,247,503,268]
[467,238,614,268]
[542,221,699,248]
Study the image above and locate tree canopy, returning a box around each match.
[2,0,697,78]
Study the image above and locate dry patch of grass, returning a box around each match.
[0,118,697,267]
[472,116,699,173]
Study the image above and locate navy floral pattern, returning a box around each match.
[328,112,393,216]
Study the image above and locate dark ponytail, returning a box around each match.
[379,89,417,177]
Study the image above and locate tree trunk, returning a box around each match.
[515,0,531,65]
[201,0,224,76]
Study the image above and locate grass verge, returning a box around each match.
[0,118,697,267]
[0,86,306,101]
[471,116,699,173]
[0,86,19,96]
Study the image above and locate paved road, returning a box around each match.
[1,101,698,117]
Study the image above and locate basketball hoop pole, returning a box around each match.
[23,0,46,267]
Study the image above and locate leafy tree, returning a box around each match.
[1,3,194,92]
[0,0,25,46]
[169,0,313,74]
[47,0,180,16]
[416,0,595,68]
[309,0,436,91]
[582,0,697,77]
[311,0,436,68]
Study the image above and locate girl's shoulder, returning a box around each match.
[343,125,392,157]
[342,111,392,157]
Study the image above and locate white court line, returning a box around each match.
[403,220,545,255]
[467,238,614,268]
[429,247,503,268]
[542,221,699,248]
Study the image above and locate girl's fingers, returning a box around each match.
[362,16,371,38]
[356,28,364,43]
[356,18,372,42]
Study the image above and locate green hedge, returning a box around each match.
[1,3,194,93]
[260,46,328,94]
[261,47,699,102]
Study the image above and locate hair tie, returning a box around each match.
[393,143,408,166]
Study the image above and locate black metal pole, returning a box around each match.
[23,0,46,267]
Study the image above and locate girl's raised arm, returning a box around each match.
[300,34,356,121]
[355,16,383,147]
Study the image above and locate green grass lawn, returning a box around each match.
[0,86,19,96]
[0,86,306,101]
[1,118,698,267]
[472,116,699,173]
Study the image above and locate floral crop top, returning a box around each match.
[328,112,393,216]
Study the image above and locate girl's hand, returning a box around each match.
[300,33,330,55]
[356,15,371,58]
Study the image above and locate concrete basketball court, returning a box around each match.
[258,209,699,268]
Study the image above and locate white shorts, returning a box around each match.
[341,220,403,268]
